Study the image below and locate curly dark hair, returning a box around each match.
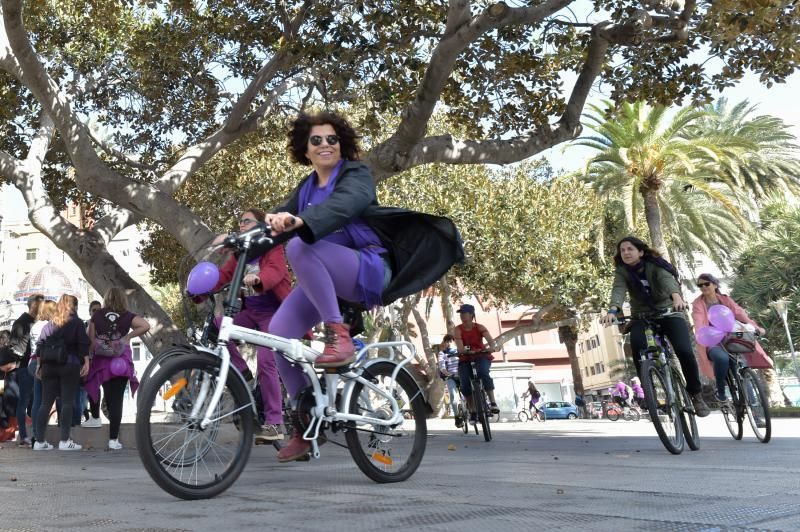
[287,111,360,166]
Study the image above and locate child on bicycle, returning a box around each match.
[437,334,463,427]
[452,303,500,425]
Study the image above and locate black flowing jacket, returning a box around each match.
[272,160,465,305]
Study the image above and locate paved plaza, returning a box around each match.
[1,414,799,532]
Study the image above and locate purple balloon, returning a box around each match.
[708,304,735,333]
[696,325,726,347]
[109,357,128,377]
[187,261,220,295]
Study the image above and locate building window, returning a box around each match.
[132,343,141,361]
[514,334,527,346]
[595,362,602,374]
[585,367,589,377]
[26,248,37,260]
[590,367,596,375]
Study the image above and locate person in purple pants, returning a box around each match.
[207,208,292,444]
[265,111,465,461]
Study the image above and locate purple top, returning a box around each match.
[298,160,387,309]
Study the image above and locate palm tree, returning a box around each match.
[693,99,800,199]
[576,100,752,261]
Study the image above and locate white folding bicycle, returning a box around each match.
[135,222,429,500]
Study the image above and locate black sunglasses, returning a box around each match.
[309,134,339,147]
[697,282,711,288]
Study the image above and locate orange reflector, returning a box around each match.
[163,378,187,400]
[371,452,393,466]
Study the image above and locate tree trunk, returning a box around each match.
[642,187,668,259]
[558,324,583,395]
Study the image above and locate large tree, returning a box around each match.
[1,1,797,351]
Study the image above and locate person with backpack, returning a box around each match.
[85,287,150,450]
[32,295,90,450]
[600,236,710,417]
[9,294,44,446]
[1,330,21,442]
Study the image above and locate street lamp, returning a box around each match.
[769,299,800,381]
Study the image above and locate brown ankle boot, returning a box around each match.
[315,322,355,368]
[277,413,310,462]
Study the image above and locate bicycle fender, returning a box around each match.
[184,347,259,418]
[340,359,432,416]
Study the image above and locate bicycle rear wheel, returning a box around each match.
[475,387,492,442]
[722,370,743,440]
[135,353,254,500]
[742,369,771,443]
[344,361,428,483]
[673,368,699,451]
[458,403,469,434]
[642,361,684,454]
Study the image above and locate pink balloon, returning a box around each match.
[696,325,726,347]
[708,304,736,333]
[109,357,128,377]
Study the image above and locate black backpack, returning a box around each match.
[39,329,68,365]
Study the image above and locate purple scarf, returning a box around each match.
[296,160,387,308]
[623,256,679,303]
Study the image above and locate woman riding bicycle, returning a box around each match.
[690,273,772,405]
[265,111,463,461]
[453,303,500,425]
[206,207,292,444]
[600,236,710,417]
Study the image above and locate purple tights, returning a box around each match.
[268,238,361,398]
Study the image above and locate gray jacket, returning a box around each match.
[609,261,681,315]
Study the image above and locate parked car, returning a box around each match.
[541,401,579,419]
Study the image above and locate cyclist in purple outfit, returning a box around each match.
[265,111,464,462]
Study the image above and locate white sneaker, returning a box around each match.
[82,417,102,428]
[108,439,123,450]
[33,441,53,451]
[58,439,82,451]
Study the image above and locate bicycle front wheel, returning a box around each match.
[673,368,699,451]
[135,353,255,500]
[137,346,197,407]
[626,409,641,422]
[344,361,428,483]
[517,410,530,422]
[475,387,492,442]
[606,408,620,422]
[742,368,771,443]
[642,361,684,455]
[723,370,743,440]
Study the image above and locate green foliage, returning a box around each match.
[731,203,800,362]
[378,159,609,314]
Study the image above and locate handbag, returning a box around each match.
[724,331,757,353]
[39,331,68,365]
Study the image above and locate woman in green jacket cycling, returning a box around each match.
[600,236,710,417]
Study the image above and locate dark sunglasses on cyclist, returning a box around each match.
[696,282,711,288]
[309,134,339,147]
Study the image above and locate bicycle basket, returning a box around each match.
[723,331,756,353]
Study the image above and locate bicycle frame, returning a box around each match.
[195,224,418,459]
